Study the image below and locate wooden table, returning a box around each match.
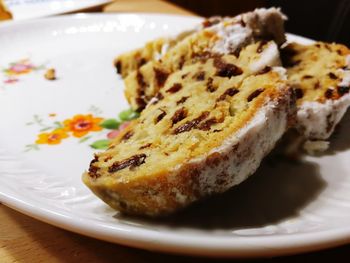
[1,1,349,262]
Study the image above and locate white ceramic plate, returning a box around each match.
[4,0,111,20]
[1,14,350,258]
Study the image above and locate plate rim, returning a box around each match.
[0,11,202,27]
[0,13,349,258]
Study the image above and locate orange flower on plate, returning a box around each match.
[63,114,103,138]
[36,129,69,145]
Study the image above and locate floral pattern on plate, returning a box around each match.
[2,58,46,84]
[25,106,138,152]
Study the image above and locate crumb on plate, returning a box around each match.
[44,68,56,80]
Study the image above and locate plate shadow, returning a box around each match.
[119,156,326,230]
[321,109,350,155]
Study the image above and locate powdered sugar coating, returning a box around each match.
[249,42,281,73]
[211,8,286,55]
[212,23,253,54]
[297,93,350,140]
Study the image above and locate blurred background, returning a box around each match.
[168,0,350,45]
[2,0,350,45]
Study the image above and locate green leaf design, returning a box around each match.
[99,119,120,129]
[24,144,40,152]
[36,65,46,70]
[40,127,53,132]
[79,136,91,143]
[90,139,110,150]
[33,115,44,126]
[118,108,140,121]
[54,121,63,128]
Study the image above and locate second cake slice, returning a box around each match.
[282,42,350,141]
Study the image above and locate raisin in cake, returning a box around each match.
[282,42,350,140]
[118,8,286,111]
[83,53,293,217]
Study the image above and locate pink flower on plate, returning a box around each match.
[107,121,131,139]
[107,130,120,139]
[4,77,19,84]
[5,60,35,76]
[10,63,33,73]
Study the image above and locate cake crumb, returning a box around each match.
[0,0,12,21]
[303,140,329,155]
[44,68,56,80]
